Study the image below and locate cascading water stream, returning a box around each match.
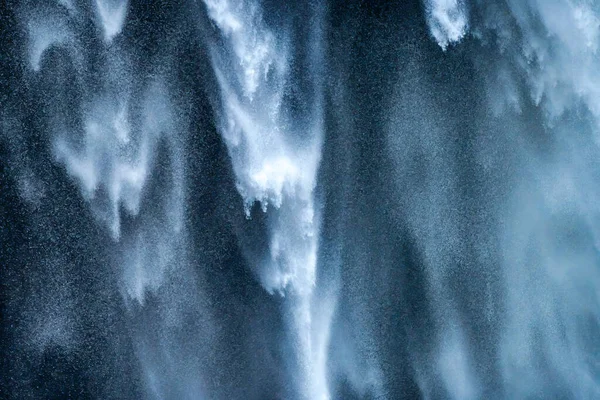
[200,1,329,397]
[16,0,186,306]
[2,1,600,399]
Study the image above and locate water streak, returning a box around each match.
[202,0,327,397]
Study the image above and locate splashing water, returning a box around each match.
[3,1,600,399]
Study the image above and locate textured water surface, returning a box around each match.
[2,0,600,399]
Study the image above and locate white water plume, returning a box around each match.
[424,0,469,50]
[450,0,600,396]
[202,0,327,398]
[202,0,321,297]
[473,0,600,128]
[118,81,185,305]
[54,98,151,238]
[95,0,128,43]
[12,1,600,398]
[21,1,185,307]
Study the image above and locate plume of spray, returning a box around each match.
[201,0,330,398]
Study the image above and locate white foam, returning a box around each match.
[479,1,600,131]
[202,0,326,397]
[203,0,319,295]
[204,0,282,99]
[425,0,469,50]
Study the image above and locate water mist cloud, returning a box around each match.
[95,0,128,43]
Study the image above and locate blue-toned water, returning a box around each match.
[2,1,600,399]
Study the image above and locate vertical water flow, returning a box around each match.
[201,0,327,398]
[22,0,184,304]
[423,0,600,397]
[385,57,477,400]
[476,2,600,396]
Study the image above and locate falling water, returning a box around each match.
[2,0,600,399]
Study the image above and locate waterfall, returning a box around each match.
[200,1,330,397]
[2,0,600,399]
